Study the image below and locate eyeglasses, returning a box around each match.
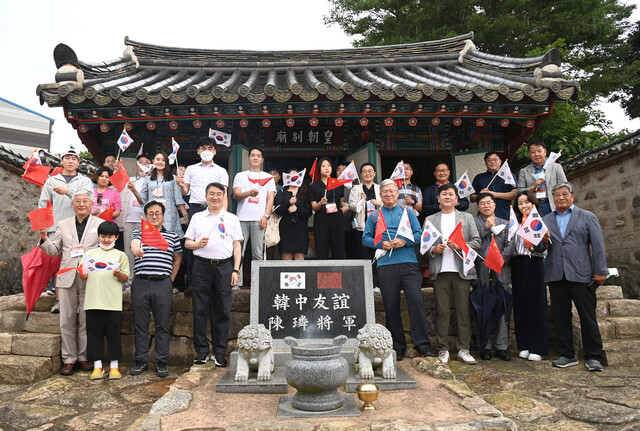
[361,169,375,174]
[380,190,397,195]
[207,192,225,197]
[553,192,572,198]
[486,158,501,163]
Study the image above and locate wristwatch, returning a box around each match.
[232,269,240,274]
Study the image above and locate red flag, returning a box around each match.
[22,163,52,187]
[99,203,115,221]
[374,210,388,246]
[50,166,64,177]
[394,179,404,189]
[309,158,319,183]
[141,218,169,251]
[247,177,273,187]
[484,235,505,274]
[326,177,355,190]
[448,221,469,255]
[28,200,55,231]
[110,163,129,192]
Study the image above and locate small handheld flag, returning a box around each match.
[109,163,130,192]
[326,177,355,190]
[484,235,505,274]
[22,149,42,170]
[395,207,414,241]
[448,222,470,256]
[508,206,518,241]
[337,161,358,189]
[283,169,306,187]
[495,160,516,187]
[309,158,319,183]
[117,129,134,152]
[248,177,274,187]
[137,142,144,158]
[209,128,232,147]
[99,203,116,221]
[454,171,475,199]
[390,161,405,188]
[22,163,52,187]
[542,150,562,170]
[28,200,54,231]
[83,256,120,274]
[462,248,478,276]
[168,138,180,165]
[420,218,442,255]
[517,206,548,246]
[141,218,169,251]
[374,210,388,246]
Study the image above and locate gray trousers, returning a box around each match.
[238,220,265,285]
[434,272,472,351]
[131,277,173,364]
[59,274,87,364]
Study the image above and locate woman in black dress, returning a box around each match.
[308,158,349,259]
[274,168,312,260]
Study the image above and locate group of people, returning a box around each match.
[34,135,609,378]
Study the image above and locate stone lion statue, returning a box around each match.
[354,323,396,379]
[234,324,274,382]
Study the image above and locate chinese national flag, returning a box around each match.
[28,200,54,230]
[247,177,273,187]
[326,177,354,190]
[99,203,115,221]
[22,163,52,187]
[110,163,129,192]
[484,235,505,274]
[309,158,319,183]
[374,210,388,246]
[141,219,169,251]
[50,166,64,177]
[448,221,470,255]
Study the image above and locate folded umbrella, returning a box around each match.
[20,246,62,319]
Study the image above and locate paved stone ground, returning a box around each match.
[1,355,640,430]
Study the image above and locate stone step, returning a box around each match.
[608,299,640,317]
[572,320,616,346]
[0,311,61,334]
[603,339,640,367]
[604,317,640,339]
[0,354,60,384]
[0,332,61,357]
[596,285,624,300]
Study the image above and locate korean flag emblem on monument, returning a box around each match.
[280,272,306,289]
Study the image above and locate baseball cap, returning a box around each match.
[61,149,79,159]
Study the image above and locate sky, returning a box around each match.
[1,0,639,155]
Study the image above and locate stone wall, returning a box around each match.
[0,160,42,296]
[566,146,640,299]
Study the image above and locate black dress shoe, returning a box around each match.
[496,349,511,361]
[76,360,93,371]
[480,349,492,360]
[395,349,405,361]
[415,346,433,357]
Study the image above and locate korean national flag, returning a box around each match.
[496,160,517,187]
[454,171,475,199]
[209,128,232,147]
[117,129,134,152]
[542,150,562,169]
[82,256,120,274]
[508,206,519,241]
[420,218,442,255]
[168,138,180,165]
[390,161,405,180]
[517,205,548,246]
[462,248,478,276]
[283,169,306,187]
[338,161,358,189]
[396,207,413,241]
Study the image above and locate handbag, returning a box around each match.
[264,206,281,248]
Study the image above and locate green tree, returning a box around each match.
[610,21,640,119]
[325,0,636,156]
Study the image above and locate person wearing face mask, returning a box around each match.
[79,221,129,380]
[38,192,105,376]
[177,137,229,288]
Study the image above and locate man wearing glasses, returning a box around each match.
[129,201,183,377]
[542,182,608,372]
[423,162,470,217]
[185,183,243,367]
[471,152,517,220]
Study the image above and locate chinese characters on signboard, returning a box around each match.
[274,129,334,146]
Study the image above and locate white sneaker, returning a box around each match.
[527,353,542,361]
[438,350,450,364]
[373,287,381,293]
[458,349,477,364]
[519,350,530,359]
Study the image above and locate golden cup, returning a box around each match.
[356,381,380,411]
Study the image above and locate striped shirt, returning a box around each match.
[131,227,182,276]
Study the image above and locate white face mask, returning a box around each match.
[99,241,116,250]
[200,150,214,163]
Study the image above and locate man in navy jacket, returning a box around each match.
[543,182,608,371]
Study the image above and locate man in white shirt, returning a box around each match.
[185,182,242,367]
[177,137,229,286]
[232,147,276,285]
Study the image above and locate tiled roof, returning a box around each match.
[37,33,578,108]
[0,145,97,175]
[563,130,640,173]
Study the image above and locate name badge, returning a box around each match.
[248,197,260,204]
[70,246,84,257]
[90,227,98,234]
[326,203,338,214]
[535,190,546,199]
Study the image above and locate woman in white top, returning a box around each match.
[348,162,381,259]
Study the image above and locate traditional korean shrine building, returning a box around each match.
[36,33,578,183]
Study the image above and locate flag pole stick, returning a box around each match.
[485,159,507,190]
